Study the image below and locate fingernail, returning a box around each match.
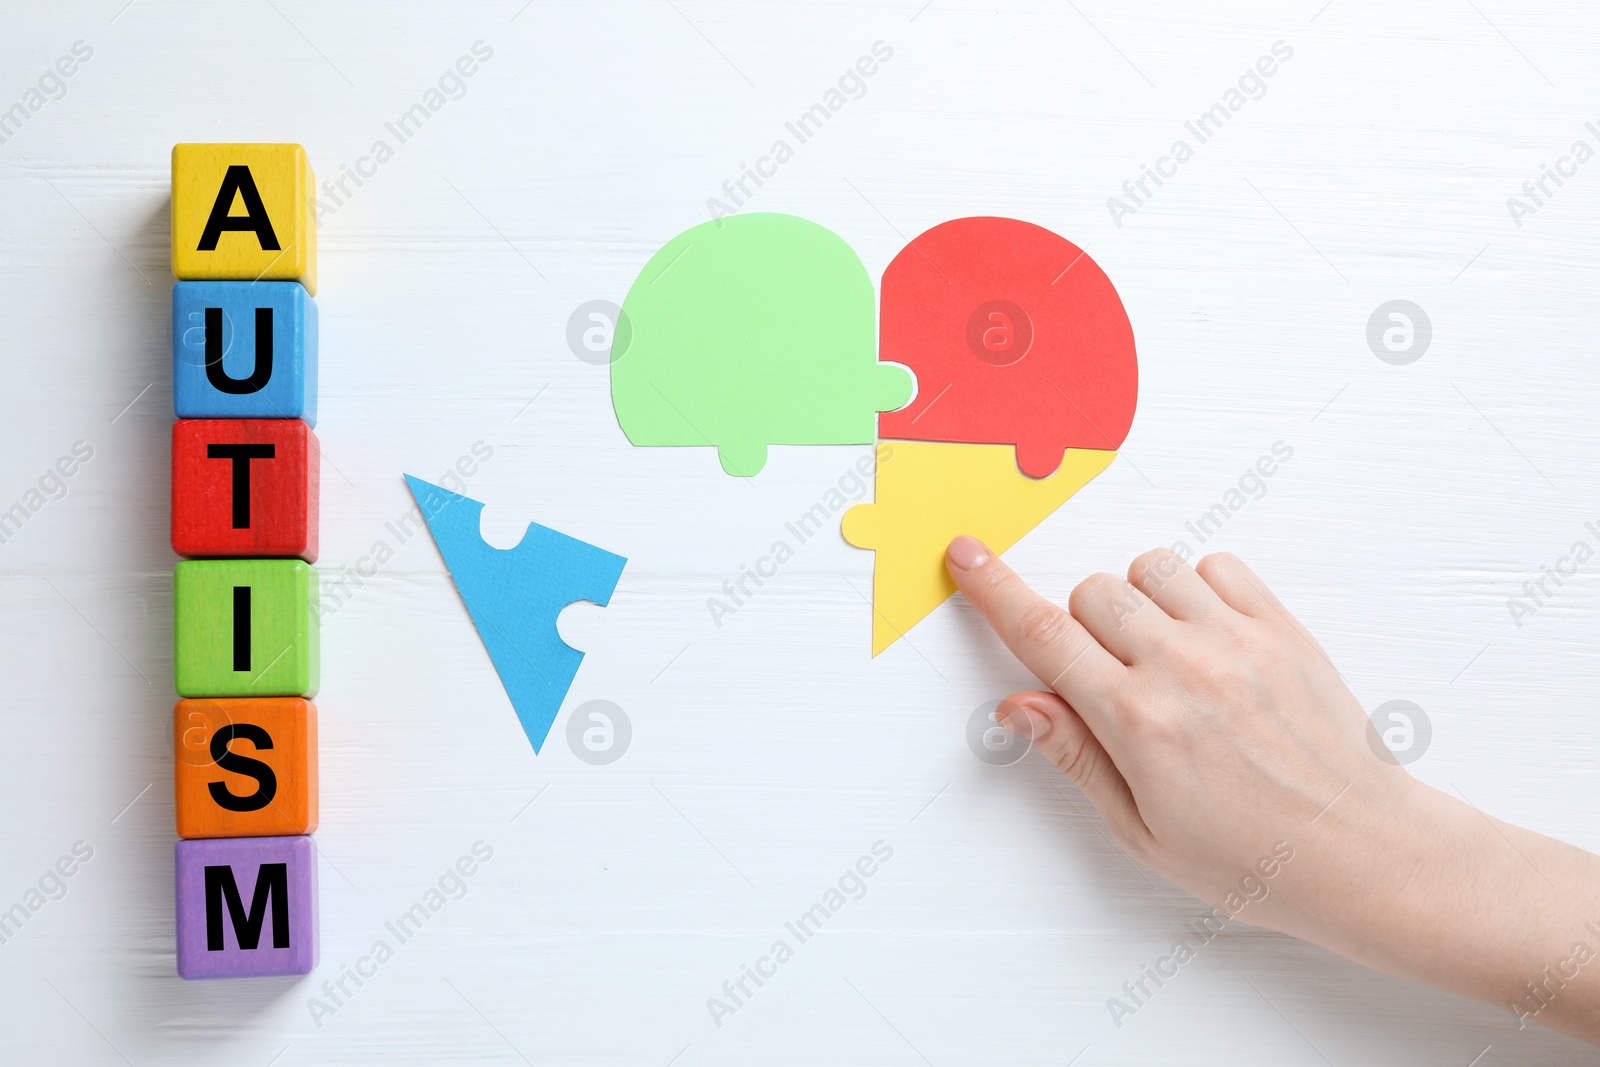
[947,535,991,572]
[997,700,1053,743]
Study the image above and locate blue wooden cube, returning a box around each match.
[173,281,318,425]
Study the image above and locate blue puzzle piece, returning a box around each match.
[404,475,626,753]
[173,281,318,425]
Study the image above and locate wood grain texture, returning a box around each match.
[174,698,319,839]
[171,419,319,561]
[174,560,318,697]
[2,0,1598,1063]
[171,142,317,293]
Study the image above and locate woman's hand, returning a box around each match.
[946,537,1600,1044]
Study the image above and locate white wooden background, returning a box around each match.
[3,0,1599,1063]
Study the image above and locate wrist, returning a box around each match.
[1258,767,1450,966]
[1294,775,1600,1039]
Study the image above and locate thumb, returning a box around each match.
[1000,690,1152,853]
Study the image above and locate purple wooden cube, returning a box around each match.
[176,835,318,979]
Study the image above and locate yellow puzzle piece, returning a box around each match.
[171,143,317,293]
[842,441,1117,655]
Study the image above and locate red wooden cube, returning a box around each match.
[172,419,318,561]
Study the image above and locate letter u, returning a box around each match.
[206,307,274,394]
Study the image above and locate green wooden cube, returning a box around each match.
[174,560,319,698]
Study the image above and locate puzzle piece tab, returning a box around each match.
[405,476,626,753]
[612,213,913,477]
[841,441,1117,655]
[877,217,1137,479]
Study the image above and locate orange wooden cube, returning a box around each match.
[174,698,318,839]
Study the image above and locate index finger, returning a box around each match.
[946,535,1126,716]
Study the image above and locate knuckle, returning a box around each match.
[1195,552,1241,579]
[1014,600,1075,654]
[1110,685,1180,747]
[1079,571,1123,597]
[1191,661,1233,698]
[1183,648,1248,703]
[1057,735,1096,786]
[1131,547,1181,590]
[1140,624,1184,658]
[1109,683,1150,724]
[985,567,1029,603]
[1070,571,1123,613]
[1079,572,1150,632]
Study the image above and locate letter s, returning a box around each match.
[207,723,278,812]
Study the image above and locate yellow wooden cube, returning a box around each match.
[171,143,316,295]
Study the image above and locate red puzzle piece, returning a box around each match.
[172,419,319,561]
[878,217,1137,478]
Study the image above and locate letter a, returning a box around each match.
[199,166,281,251]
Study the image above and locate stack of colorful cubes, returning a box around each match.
[168,143,321,979]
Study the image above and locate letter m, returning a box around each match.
[205,863,290,950]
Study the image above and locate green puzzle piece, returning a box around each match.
[611,213,913,477]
